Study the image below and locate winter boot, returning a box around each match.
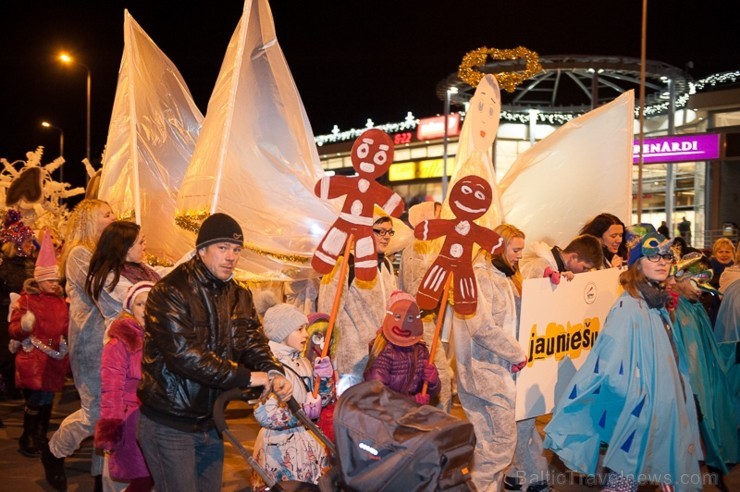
[41,443,67,491]
[37,404,52,446]
[19,405,43,457]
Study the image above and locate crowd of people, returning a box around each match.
[1,197,738,492]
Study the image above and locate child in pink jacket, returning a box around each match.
[95,281,155,491]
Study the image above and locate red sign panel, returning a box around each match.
[417,113,460,140]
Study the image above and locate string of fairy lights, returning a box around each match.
[314,68,740,146]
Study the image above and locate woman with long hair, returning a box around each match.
[579,213,627,268]
[85,221,161,327]
[42,199,115,491]
[454,224,528,491]
[544,232,702,492]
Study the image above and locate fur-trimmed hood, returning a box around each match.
[22,277,65,298]
[22,278,41,295]
[107,315,144,352]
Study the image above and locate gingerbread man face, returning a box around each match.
[350,128,394,179]
[470,74,501,153]
[449,175,492,221]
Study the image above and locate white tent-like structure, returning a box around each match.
[442,88,634,245]
[175,0,339,281]
[499,91,634,245]
[98,10,203,264]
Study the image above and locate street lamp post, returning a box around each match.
[58,52,91,168]
[442,86,458,199]
[41,121,64,183]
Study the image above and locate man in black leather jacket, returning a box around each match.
[137,213,292,491]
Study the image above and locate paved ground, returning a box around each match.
[0,380,736,491]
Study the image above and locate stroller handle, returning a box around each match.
[213,388,337,457]
[213,387,262,433]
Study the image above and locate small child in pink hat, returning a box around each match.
[363,290,440,404]
[8,229,69,457]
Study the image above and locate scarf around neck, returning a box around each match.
[492,256,515,277]
[121,262,161,284]
[637,279,670,309]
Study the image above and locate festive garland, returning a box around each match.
[458,46,542,92]
[174,209,211,234]
[175,209,311,266]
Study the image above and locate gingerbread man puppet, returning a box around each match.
[414,175,503,315]
[313,128,405,282]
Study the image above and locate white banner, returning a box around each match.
[515,268,622,420]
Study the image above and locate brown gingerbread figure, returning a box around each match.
[312,128,404,282]
[414,175,503,315]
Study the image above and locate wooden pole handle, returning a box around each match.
[313,234,354,398]
[421,274,453,396]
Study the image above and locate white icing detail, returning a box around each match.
[360,162,375,173]
[453,200,486,214]
[455,220,471,236]
[354,260,377,269]
[468,277,476,299]
[314,250,337,266]
[355,235,375,258]
[350,200,364,216]
[423,264,441,289]
[431,268,446,292]
[339,212,373,226]
[322,228,348,256]
[382,193,402,213]
[358,179,370,193]
[450,243,463,258]
[458,276,467,298]
[320,176,331,200]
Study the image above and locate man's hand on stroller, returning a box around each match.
[269,373,293,402]
[247,371,293,402]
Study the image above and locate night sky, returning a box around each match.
[1,0,737,190]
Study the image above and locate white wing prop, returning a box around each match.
[98,10,203,264]
[175,0,338,281]
[499,91,634,245]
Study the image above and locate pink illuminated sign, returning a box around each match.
[417,113,460,140]
[633,133,720,164]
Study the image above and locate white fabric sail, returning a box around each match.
[99,10,203,264]
[175,0,338,281]
[499,91,634,246]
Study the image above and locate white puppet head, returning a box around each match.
[469,74,501,153]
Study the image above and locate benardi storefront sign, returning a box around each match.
[633,133,720,164]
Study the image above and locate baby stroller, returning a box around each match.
[214,380,476,492]
[332,380,476,492]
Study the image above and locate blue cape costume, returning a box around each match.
[673,297,738,472]
[544,292,702,490]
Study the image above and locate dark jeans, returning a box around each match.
[137,412,224,491]
[24,389,54,406]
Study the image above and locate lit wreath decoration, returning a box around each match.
[458,46,542,92]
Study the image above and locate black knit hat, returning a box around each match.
[196,213,244,249]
